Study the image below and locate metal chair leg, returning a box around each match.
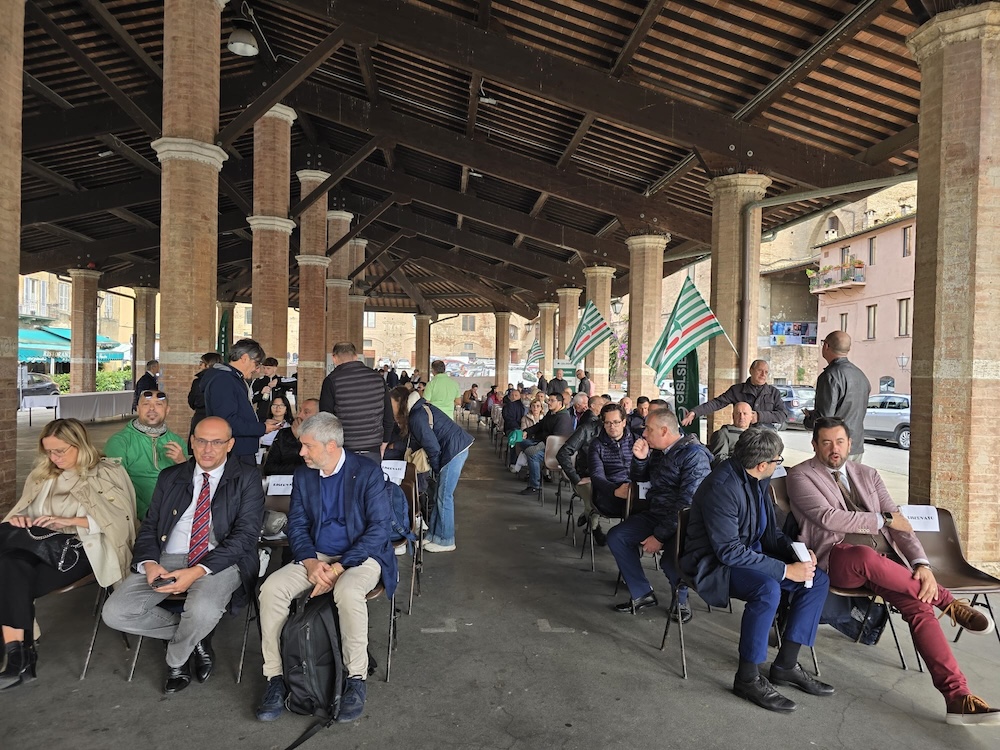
[80,586,108,680]
[385,595,397,683]
[660,586,687,679]
[237,592,257,684]
[127,636,143,682]
[810,646,820,677]
[882,602,908,670]
[614,572,623,596]
[407,539,418,615]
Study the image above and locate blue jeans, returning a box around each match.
[606,512,686,602]
[427,449,470,546]
[525,445,546,489]
[728,566,829,664]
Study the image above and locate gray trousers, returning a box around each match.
[102,553,241,668]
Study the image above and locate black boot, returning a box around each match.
[0,641,37,690]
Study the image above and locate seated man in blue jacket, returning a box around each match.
[681,427,833,713]
[255,413,397,724]
[608,408,711,617]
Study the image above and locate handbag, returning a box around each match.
[404,405,435,474]
[0,522,83,573]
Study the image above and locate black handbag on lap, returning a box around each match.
[0,523,83,572]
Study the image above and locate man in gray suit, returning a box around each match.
[804,331,870,461]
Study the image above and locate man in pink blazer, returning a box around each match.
[786,416,999,726]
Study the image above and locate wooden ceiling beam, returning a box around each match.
[609,0,667,78]
[415,256,534,319]
[327,193,401,257]
[290,135,385,218]
[390,268,436,318]
[279,0,893,188]
[79,0,164,82]
[364,252,410,296]
[22,176,161,225]
[349,229,407,280]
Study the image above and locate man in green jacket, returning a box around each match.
[105,389,188,518]
[422,360,461,419]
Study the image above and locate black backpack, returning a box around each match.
[279,591,344,747]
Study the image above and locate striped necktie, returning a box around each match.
[188,472,212,566]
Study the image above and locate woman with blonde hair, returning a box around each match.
[0,418,136,690]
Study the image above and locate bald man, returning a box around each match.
[708,402,754,467]
[805,331,871,461]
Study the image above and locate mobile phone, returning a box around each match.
[151,576,176,588]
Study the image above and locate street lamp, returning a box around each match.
[610,297,624,316]
[896,353,909,371]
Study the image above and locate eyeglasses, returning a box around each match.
[44,446,75,457]
[769,456,785,465]
[139,390,167,401]
[603,419,624,427]
[192,437,231,449]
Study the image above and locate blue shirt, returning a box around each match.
[315,452,350,556]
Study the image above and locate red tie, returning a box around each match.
[188,472,212,566]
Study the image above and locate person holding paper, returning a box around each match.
[681,426,833,713]
[786,416,1000,726]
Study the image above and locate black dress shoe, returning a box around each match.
[577,513,589,528]
[592,525,607,546]
[669,600,693,624]
[518,486,540,495]
[613,592,658,613]
[769,663,835,696]
[732,674,797,712]
[164,661,192,694]
[193,637,215,683]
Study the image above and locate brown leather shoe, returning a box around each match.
[945,694,1000,725]
[940,600,995,636]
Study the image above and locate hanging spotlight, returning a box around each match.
[227,18,259,57]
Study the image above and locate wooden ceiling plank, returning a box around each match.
[349,229,406,279]
[22,176,160,224]
[391,268,436,317]
[365,251,411,295]
[328,193,399,257]
[25,2,161,139]
[416,256,534,319]
[556,113,595,169]
[79,0,164,82]
[23,71,73,110]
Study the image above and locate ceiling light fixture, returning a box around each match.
[227,18,259,57]
[469,169,484,178]
[478,79,497,106]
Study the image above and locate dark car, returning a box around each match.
[775,385,815,430]
[864,394,910,450]
[19,373,60,398]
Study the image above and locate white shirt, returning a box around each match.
[319,450,347,479]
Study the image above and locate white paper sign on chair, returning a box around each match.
[267,475,294,496]
[637,481,651,499]
[898,505,940,532]
[381,460,407,486]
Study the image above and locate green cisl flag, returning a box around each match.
[673,349,700,437]
[216,309,230,356]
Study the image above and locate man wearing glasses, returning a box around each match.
[516,392,574,496]
[201,338,281,464]
[608,409,711,616]
[105,389,188,519]
[103,417,264,694]
[681,427,833,713]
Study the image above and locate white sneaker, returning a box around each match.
[420,519,429,531]
[394,543,407,556]
[422,541,456,553]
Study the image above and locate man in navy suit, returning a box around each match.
[681,426,834,713]
[255,413,397,724]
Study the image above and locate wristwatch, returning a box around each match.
[882,511,893,526]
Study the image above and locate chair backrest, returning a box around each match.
[673,507,691,578]
[543,434,568,471]
[769,476,790,528]
[400,462,421,528]
[915,508,1000,591]
[625,482,650,518]
[491,404,503,427]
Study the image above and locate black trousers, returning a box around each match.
[0,548,93,631]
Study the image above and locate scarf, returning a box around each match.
[130,419,167,438]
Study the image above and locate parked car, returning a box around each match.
[775,385,815,430]
[863,393,910,450]
[19,372,60,398]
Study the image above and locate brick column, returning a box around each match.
[294,169,330,400]
[705,173,771,434]
[249,104,296,369]
[348,238,368,349]
[908,6,1000,569]
[0,0,25,512]
[415,314,431,378]
[494,311,511,388]
[133,286,158,364]
[216,301,236,354]
[538,302,558,378]
[68,269,101,393]
[626,235,668,400]
[556,287,581,359]
[326,210,354,348]
[153,0,229,428]
[584,266,615,394]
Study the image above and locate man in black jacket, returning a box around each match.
[546,368,569,396]
[319,341,395,461]
[261,398,319,476]
[102,417,265,694]
[133,359,160,411]
[201,339,280,463]
[682,359,787,428]
[517,392,574,495]
[803,331,871,461]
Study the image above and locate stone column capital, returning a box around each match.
[907,4,1000,63]
[217,300,237,309]
[296,254,331,268]
[583,265,616,281]
[494,310,512,320]
[415,313,433,323]
[261,104,297,125]
[349,238,369,250]
[556,287,582,297]
[537,302,559,313]
[625,234,670,254]
[133,285,158,296]
[296,169,332,184]
[705,173,771,202]
[327,210,354,222]
[326,278,353,289]
[247,215,296,234]
[214,0,230,10]
[348,293,367,302]
[151,137,228,171]
[67,268,102,281]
